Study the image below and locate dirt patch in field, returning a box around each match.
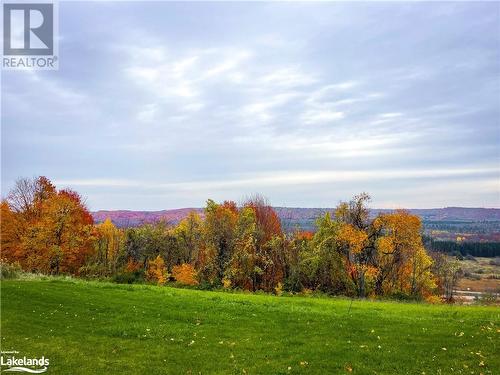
[454,256,499,293]
[457,278,499,293]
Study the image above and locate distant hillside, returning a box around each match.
[374,207,500,221]
[275,207,500,222]
[92,208,204,228]
[93,207,500,230]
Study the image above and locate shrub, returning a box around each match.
[78,264,108,279]
[198,281,216,290]
[390,292,422,302]
[112,270,144,284]
[125,258,142,273]
[475,292,498,306]
[222,278,232,289]
[171,263,198,286]
[489,258,500,266]
[283,273,302,293]
[145,255,168,285]
[425,295,442,304]
[274,282,283,296]
[0,260,22,279]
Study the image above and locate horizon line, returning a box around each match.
[91,205,500,212]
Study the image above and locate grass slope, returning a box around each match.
[1,279,498,374]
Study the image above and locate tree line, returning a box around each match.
[423,237,500,258]
[1,176,461,301]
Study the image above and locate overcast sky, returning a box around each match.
[2,1,499,210]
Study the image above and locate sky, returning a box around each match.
[1,1,499,210]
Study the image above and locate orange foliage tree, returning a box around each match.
[1,177,94,274]
[171,263,198,285]
[146,255,168,285]
[125,257,142,273]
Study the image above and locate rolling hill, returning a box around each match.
[92,207,500,227]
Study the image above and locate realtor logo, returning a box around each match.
[2,1,58,69]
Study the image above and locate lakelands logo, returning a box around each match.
[0,351,49,373]
[2,1,58,69]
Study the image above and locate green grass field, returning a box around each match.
[1,279,498,374]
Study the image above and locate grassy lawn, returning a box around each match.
[1,279,498,374]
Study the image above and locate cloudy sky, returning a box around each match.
[2,1,499,210]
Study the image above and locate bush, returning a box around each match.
[112,270,144,284]
[145,256,168,285]
[475,292,498,306]
[283,273,302,293]
[171,263,198,286]
[489,258,500,266]
[0,260,22,279]
[389,292,422,302]
[78,264,108,279]
[425,295,442,304]
[197,280,217,290]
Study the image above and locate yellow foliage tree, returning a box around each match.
[146,255,168,285]
[374,210,435,297]
[95,218,124,273]
[173,212,202,264]
[337,224,368,254]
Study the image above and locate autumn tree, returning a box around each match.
[1,177,95,274]
[172,263,198,285]
[1,200,24,263]
[374,210,435,298]
[1,177,57,264]
[31,189,94,274]
[223,197,286,292]
[225,206,259,290]
[335,193,379,297]
[243,194,282,246]
[260,234,287,292]
[172,211,202,264]
[282,231,308,292]
[197,200,238,284]
[93,218,125,275]
[146,255,168,285]
[6,176,56,223]
[300,213,355,295]
[430,252,462,301]
[124,221,175,269]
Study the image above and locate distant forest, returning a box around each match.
[424,237,500,258]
